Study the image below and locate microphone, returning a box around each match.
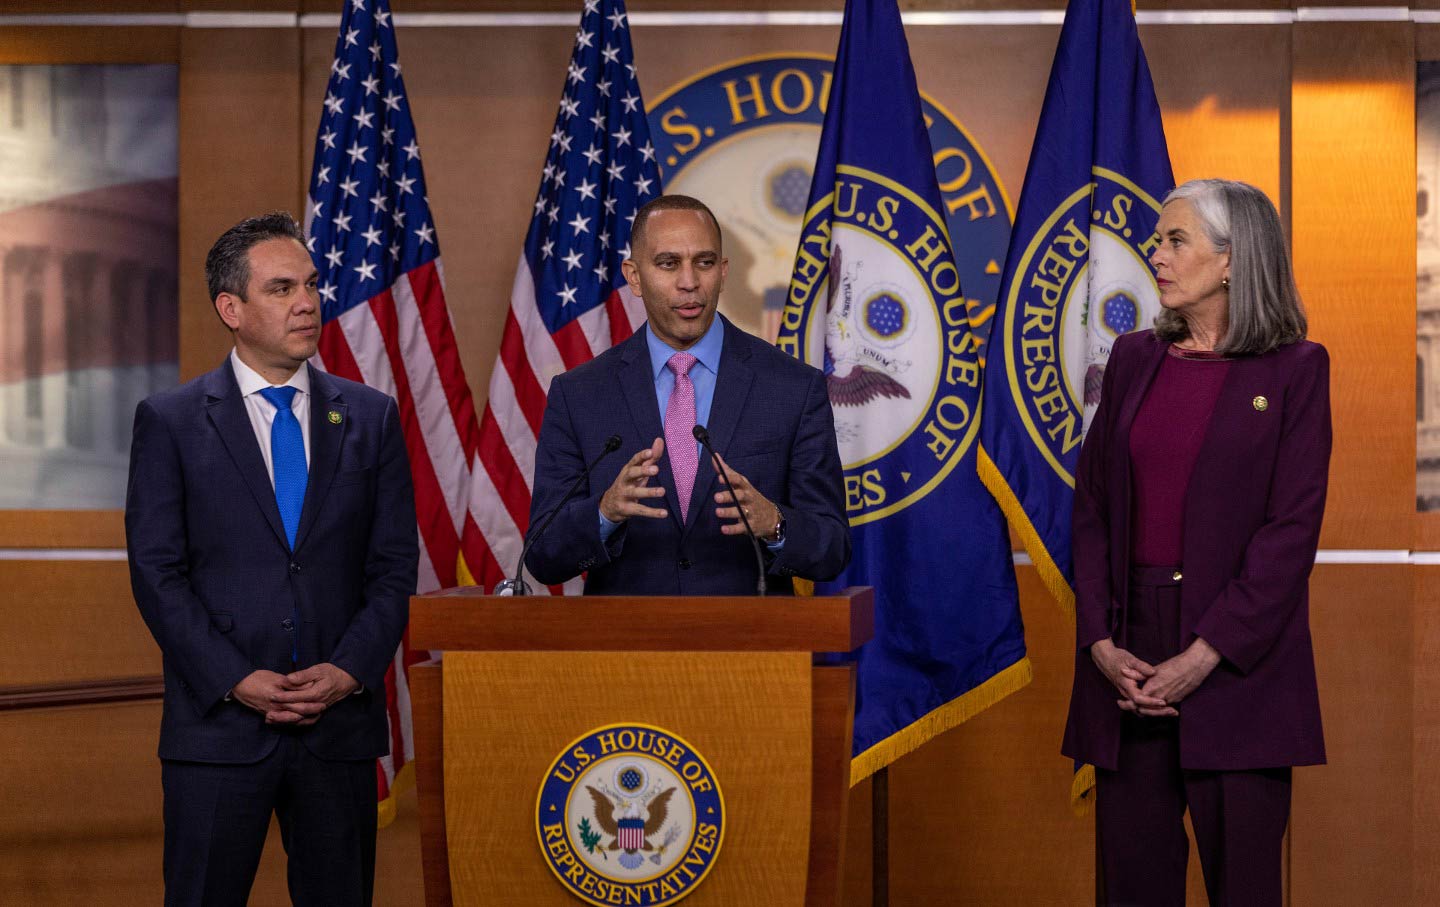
[495,433,622,596]
[692,424,766,596]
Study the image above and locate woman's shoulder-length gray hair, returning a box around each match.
[1152,178,1307,355]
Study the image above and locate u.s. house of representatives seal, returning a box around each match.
[536,724,724,906]
[780,166,983,526]
[1000,167,1164,483]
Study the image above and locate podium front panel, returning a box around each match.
[442,650,813,906]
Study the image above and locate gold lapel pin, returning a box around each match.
[1252,395,1268,412]
[327,410,343,424]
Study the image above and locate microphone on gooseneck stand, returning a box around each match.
[692,424,766,597]
[495,434,623,596]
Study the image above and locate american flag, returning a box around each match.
[304,0,482,823]
[456,0,662,594]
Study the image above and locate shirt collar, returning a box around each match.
[230,348,311,399]
[646,315,724,381]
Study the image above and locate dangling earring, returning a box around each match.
[1222,275,1230,291]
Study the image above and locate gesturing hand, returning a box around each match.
[600,437,669,524]
[710,452,781,539]
[1090,638,1175,718]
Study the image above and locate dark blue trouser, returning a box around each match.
[161,734,377,907]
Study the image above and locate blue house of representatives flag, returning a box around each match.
[777,0,1030,784]
[974,0,1173,807]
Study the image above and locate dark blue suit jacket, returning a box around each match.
[525,316,849,595]
[1062,330,1330,771]
[125,358,417,764]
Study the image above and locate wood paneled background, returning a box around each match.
[0,2,1430,904]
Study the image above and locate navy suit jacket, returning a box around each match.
[1062,330,1330,771]
[525,316,850,595]
[125,358,417,764]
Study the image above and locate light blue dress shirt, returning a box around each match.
[595,318,782,553]
[599,319,723,542]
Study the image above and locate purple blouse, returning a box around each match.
[1127,346,1231,567]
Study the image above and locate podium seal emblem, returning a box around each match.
[536,723,725,906]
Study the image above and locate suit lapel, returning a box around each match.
[687,317,754,535]
[204,358,289,552]
[295,365,347,552]
[617,330,683,532]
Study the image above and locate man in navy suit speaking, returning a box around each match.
[525,195,849,595]
[125,213,417,906]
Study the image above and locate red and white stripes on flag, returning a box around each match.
[456,0,662,593]
[617,819,645,851]
[315,261,479,819]
[305,0,482,824]
[458,262,646,594]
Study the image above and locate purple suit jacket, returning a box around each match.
[1061,330,1330,771]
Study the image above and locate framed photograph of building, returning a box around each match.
[0,64,177,509]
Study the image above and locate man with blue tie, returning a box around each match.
[125,213,417,906]
[525,195,849,594]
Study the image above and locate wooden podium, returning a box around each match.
[409,588,873,907]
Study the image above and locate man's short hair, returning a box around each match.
[205,212,306,302]
[628,195,723,258]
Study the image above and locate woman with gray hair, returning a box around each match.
[1062,179,1330,906]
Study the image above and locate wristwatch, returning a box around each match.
[764,506,786,544]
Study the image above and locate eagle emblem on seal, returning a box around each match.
[823,245,912,408]
[586,785,676,855]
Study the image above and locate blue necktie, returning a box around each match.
[259,386,307,550]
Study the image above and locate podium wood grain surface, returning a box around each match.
[443,650,812,906]
[412,591,870,906]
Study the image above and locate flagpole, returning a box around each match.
[873,766,889,905]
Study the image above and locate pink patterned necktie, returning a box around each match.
[665,351,699,522]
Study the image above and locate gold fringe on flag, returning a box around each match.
[849,657,1034,786]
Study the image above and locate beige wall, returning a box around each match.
[0,2,1430,904]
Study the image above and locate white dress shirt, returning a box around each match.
[230,349,311,486]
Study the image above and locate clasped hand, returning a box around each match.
[232,663,359,726]
[1090,638,1221,718]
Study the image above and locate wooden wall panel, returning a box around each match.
[0,1,178,13]
[0,699,424,906]
[0,701,163,905]
[0,27,178,62]
[1416,567,1440,906]
[0,561,155,686]
[0,511,125,548]
[1292,21,1415,551]
[1145,24,1287,200]
[179,24,303,382]
[883,569,1092,905]
[1292,564,1414,905]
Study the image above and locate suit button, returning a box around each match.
[1171,571,1183,582]
[289,562,300,574]
[678,558,692,569]
[281,618,294,630]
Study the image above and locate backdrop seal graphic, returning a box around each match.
[648,53,1010,348]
